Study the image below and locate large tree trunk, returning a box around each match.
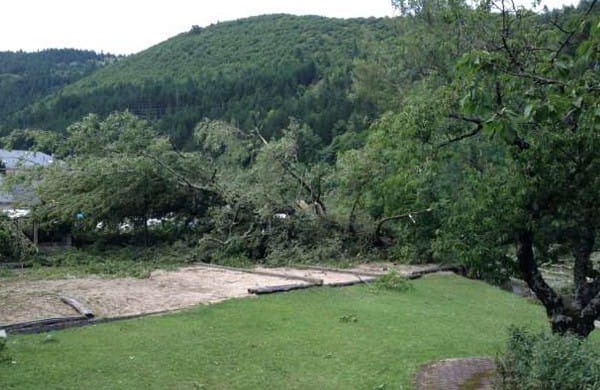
[573,226,596,306]
[572,225,600,337]
[517,230,598,337]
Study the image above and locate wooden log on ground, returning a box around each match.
[298,265,384,278]
[405,265,464,279]
[1,316,88,333]
[248,283,318,295]
[196,262,323,284]
[3,310,177,335]
[60,296,94,318]
[327,277,378,288]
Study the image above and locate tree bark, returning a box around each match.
[573,226,596,307]
[516,231,571,334]
[517,230,600,337]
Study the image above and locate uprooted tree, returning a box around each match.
[20,113,357,263]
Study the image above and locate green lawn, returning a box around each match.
[1,274,546,389]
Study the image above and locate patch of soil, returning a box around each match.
[0,263,441,326]
[0,267,300,325]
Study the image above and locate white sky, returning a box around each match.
[0,0,581,55]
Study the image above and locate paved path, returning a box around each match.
[415,357,496,390]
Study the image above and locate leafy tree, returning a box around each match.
[194,119,349,263]
[31,112,212,244]
[440,0,600,336]
[347,0,600,335]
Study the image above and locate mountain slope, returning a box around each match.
[0,49,114,124]
[5,15,399,147]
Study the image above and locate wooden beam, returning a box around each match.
[1,316,87,333]
[248,283,318,295]
[405,265,464,280]
[60,296,94,318]
[327,278,378,287]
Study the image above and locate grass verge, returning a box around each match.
[1,274,546,389]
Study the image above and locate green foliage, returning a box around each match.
[5,15,400,147]
[440,1,600,299]
[346,0,600,298]
[496,327,600,389]
[336,87,452,263]
[190,119,370,266]
[0,49,113,139]
[0,218,38,263]
[31,112,210,241]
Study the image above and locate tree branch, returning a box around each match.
[551,0,598,63]
[438,114,484,148]
[140,151,215,194]
[374,208,433,239]
[506,71,565,86]
[255,130,326,216]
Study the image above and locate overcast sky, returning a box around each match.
[0,0,580,55]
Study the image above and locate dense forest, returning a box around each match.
[2,0,600,337]
[0,49,115,129]
[2,15,400,148]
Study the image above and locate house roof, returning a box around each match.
[0,149,54,169]
[0,150,53,208]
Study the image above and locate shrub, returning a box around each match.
[371,271,413,293]
[495,327,600,389]
[0,218,38,263]
[0,334,10,364]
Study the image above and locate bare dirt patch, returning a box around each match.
[1,266,296,325]
[0,263,439,326]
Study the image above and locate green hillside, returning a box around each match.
[6,15,398,147]
[0,49,114,126]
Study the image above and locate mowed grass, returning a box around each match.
[1,274,546,389]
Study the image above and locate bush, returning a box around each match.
[0,334,10,364]
[370,271,413,293]
[495,327,600,389]
[0,218,38,263]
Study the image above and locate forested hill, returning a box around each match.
[0,49,115,123]
[3,14,399,147]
